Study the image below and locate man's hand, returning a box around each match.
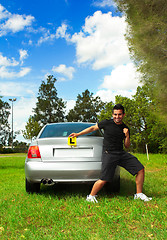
[123,128,129,137]
[69,133,78,138]
[123,128,130,148]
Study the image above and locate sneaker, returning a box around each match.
[86,195,98,203]
[134,193,152,202]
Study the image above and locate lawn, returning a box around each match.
[0,153,166,240]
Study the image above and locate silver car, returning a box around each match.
[25,122,120,193]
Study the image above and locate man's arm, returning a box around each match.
[69,123,99,138]
[123,128,130,149]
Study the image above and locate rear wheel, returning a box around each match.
[26,178,40,193]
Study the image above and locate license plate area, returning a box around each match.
[53,147,93,157]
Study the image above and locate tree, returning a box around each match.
[115,87,153,152]
[22,116,41,141]
[33,75,66,126]
[66,89,105,122]
[98,85,167,153]
[0,96,11,146]
[114,0,167,118]
[117,85,167,153]
[98,101,114,122]
[23,75,66,140]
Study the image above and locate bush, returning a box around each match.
[0,146,28,154]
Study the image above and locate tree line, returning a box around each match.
[21,75,166,153]
[0,74,167,153]
[0,96,11,147]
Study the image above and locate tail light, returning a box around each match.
[27,146,41,158]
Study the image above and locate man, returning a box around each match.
[69,104,152,203]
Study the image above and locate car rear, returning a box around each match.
[25,122,104,193]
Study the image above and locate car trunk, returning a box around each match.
[37,137,103,162]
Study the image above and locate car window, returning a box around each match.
[39,123,102,138]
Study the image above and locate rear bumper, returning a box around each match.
[25,161,102,183]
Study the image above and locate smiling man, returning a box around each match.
[69,104,152,203]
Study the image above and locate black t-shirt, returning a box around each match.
[98,119,130,152]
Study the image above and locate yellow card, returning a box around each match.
[68,137,77,146]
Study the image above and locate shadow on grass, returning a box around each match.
[0,165,24,169]
[40,182,94,198]
[39,177,136,199]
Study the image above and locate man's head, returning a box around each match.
[112,104,125,124]
[112,104,125,114]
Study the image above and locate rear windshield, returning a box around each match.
[39,123,102,138]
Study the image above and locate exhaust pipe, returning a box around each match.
[42,178,54,185]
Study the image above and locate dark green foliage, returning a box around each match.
[67,89,105,123]
[0,96,11,145]
[118,86,167,153]
[23,75,66,140]
[33,75,66,126]
[98,101,114,121]
[22,116,41,140]
[114,0,167,117]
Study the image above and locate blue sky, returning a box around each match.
[0,0,141,142]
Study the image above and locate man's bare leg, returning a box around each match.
[90,179,107,196]
[135,168,145,193]
[134,168,152,201]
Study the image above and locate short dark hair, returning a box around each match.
[112,104,125,114]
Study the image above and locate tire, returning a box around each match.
[26,178,40,194]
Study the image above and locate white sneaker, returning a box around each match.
[86,195,98,203]
[134,193,152,202]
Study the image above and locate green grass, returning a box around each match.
[0,153,166,240]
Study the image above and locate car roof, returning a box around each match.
[45,122,96,126]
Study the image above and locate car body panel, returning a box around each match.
[37,137,103,161]
[25,161,102,183]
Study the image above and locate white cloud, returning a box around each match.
[0,81,37,97]
[1,81,37,140]
[53,12,140,103]
[92,0,116,8]
[0,66,31,78]
[95,63,142,102]
[66,99,76,113]
[0,52,19,66]
[1,82,37,141]
[37,29,56,45]
[0,4,10,20]
[37,23,70,45]
[17,67,31,77]
[56,23,70,40]
[0,4,35,36]
[70,11,130,69]
[101,63,141,90]
[19,49,28,65]
[2,14,34,32]
[28,39,33,45]
[52,64,75,80]
[0,52,31,78]
[8,96,37,142]
[95,89,136,103]
[94,62,142,103]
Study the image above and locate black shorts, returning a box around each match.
[100,151,144,182]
